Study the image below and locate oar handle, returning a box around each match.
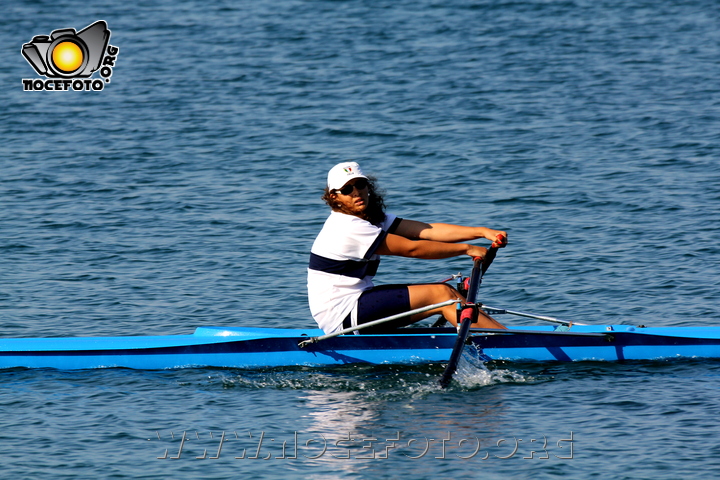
[465,256,484,305]
[466,245,497,304]
[480,233,503,276]
[481,245,498,277]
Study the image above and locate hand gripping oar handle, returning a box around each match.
[439,246,497,388]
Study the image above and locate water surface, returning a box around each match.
[1,0,719,478]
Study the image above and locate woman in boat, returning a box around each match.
[308,161,508,335]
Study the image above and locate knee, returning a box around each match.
[437,283,460,301]
[408,283,462,307]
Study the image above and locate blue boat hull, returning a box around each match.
[473,325,720,362]
[2,325,720,370]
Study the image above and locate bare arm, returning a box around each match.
[375,233,488,259]
[393,219,508,246]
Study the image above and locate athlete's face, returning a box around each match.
[331,178,369,215]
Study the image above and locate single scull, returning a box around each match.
[2,323,720,370]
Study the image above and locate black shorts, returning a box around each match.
[346,284,412,334]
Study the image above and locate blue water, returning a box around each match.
[2,0,720,478]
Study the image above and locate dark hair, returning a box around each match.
[321,175,387,225]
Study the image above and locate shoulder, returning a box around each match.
[317,212,399,239]
[381,213,401,232]
[315,212,379,245]
[323,211,374,230]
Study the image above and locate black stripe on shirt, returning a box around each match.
[308,216,401,278]
[309,253,380,278]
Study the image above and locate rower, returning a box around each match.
[307,161,508,335]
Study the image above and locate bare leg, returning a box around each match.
[406,284,506,329]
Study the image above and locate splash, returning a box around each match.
[452,345,534,389]
[211,346,533,394]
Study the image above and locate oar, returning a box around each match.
[438,245,498,388]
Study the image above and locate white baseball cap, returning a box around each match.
[327,161,368,190]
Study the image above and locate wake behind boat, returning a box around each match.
[2,322,720,371]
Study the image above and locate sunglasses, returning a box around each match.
[335,178,368,195]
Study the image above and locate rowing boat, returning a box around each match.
[2,323,720,370]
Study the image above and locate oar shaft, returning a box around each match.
[299,299,460,347]
[439,254,492,388]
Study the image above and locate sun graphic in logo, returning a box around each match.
[51,41,84,73]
